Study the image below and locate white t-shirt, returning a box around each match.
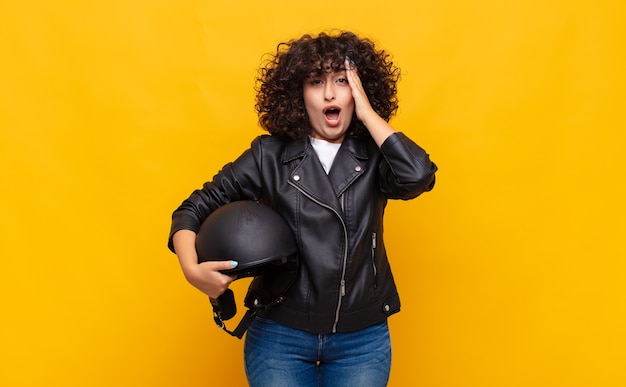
[310,137,341,175]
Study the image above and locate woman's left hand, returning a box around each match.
[344,56,396,147]
[344,57,376,123]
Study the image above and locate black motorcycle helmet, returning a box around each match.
[195,201,298,338]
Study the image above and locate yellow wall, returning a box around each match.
[1,1,625,386]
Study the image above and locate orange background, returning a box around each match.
[1,1,625,386]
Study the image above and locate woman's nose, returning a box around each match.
[324,83,335,101]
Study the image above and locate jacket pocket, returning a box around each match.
[371,232,378,289]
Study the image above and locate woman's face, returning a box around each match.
[302,69,355,144]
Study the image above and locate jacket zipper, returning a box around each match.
[335,194,347,328]
[288,181,349,333]
[371,232,377,288]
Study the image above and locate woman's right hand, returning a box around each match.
[172,229,238,299]
[182,260,238,299]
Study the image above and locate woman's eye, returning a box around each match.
[337,78,348,84]
[310,79,323,85]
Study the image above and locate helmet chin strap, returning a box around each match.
[209,289,285,339]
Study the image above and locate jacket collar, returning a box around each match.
[283,136,370,209]
[282,135,369,163]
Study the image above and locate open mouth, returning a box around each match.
[323,106,341,125]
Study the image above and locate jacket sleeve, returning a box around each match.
[167,137,264,253]
[378,132,437,200]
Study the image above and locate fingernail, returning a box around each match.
[230,261,238,267]
[345,56,355,70]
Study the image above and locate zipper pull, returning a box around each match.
[372,232,377,249]
[340,280,346,296]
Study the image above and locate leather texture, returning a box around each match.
[169,132,437,334]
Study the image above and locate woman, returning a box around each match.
[168,30,437,386]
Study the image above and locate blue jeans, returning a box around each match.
[244,317,391,387]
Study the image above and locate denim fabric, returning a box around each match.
[244,317,391,387]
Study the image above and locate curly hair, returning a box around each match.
[255,31,401,141]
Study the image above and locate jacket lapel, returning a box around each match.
[283,137,369,211]
[328,138,368,197]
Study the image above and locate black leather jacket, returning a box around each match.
[168,132,437,333]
